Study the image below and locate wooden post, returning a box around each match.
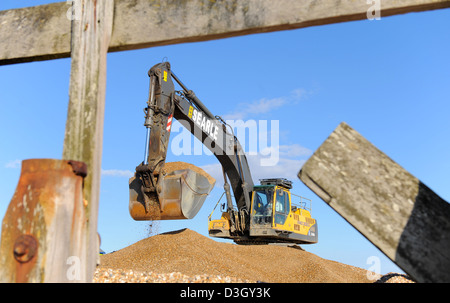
[298,122,450,283]
[62,0,114,282]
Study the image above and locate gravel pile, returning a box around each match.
[95,228,413,283]
[374,273,415,283]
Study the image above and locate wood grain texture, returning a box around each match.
[1,0,450,64]
[298,122,450,282]
[62,0,114,282]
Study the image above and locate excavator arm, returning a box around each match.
[129,62,254,227]
[129,61,318,245]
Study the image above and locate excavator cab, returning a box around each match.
[209,178,318,245]
[251,187,274,225]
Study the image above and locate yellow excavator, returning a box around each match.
[208,178,317,244]
[129,61,318,245]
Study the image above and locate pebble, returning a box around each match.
[93,268,252,283]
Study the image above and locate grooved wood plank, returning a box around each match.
[1,0,449,65]
[298,122,450,283]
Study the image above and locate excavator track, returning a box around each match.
[234,239,304,250]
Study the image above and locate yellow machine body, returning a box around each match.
[209,184,318,245]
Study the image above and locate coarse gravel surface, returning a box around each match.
[95,228,414,283]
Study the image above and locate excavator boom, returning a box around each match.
[129,62,253,223]
[129,61,318,245]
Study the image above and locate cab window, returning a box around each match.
[252,188,273,224]
[274,189,289,225]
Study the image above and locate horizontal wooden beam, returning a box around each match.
[298,122,450,283]
[1,0,450,65]
[0,2,71,64]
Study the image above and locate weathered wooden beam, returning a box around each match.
[0,2,71,64]
[1,0,450,65]
[298,122,450,283]
[109,0,450,53]
[62,0,114,282]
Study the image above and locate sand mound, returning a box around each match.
[99,228,375,283]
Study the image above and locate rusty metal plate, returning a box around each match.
[0,158,87,282]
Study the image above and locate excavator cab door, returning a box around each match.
[250,187,274,226]
[274,188,289,225]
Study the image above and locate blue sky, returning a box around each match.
[1,1,449,277]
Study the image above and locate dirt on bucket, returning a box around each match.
[161,161,215,185]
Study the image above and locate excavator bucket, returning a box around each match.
[129,166,215,220]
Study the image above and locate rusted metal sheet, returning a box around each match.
[12,234,38,283]
[0,159,87,282]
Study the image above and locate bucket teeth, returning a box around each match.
[129,167,215,221]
